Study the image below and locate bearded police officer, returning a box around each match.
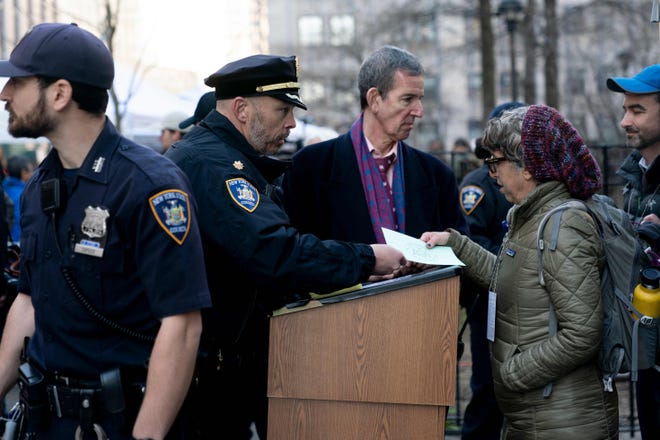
[0,23,211,440]
[166,54,407,439]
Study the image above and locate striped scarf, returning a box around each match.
[350,113,406,243]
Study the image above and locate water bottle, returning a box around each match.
[633,267,660,319]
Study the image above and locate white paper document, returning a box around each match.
[382,227,465,266]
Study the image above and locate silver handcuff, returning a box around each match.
[75,423,107,440]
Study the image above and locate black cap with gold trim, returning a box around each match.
[204,54,307,110]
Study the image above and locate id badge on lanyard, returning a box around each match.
[487,290,496,341]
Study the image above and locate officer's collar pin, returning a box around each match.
[92,156,105,173]
[233,161,244,170]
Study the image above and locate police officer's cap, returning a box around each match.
[204,54,307,110]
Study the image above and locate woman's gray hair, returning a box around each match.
[481,105,528,166]
[358,45,424,110]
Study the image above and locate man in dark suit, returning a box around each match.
[282,45,468,244]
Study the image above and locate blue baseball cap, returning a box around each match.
[606,64,660,94]
[0,22,114,89]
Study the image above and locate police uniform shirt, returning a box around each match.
[18,119,211,377]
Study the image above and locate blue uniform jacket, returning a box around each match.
[166,111,377,350]
[281,132,469,243]
[19,119,211,377]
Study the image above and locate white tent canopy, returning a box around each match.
[109,64,207,142]
[0,66,208,151]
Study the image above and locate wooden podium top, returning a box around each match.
[274,265,461,316]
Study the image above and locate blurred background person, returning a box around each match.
[159,110,192,153]
[451,137,481,183]
[3,154,34,243]
[0,181,9,426]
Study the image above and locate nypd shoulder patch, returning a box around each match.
[226,178,260,212]
[149,189,191,245]
[460,185,485,216]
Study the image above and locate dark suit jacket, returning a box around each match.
[282,132,469,244]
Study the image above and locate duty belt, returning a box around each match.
[46,382,101,418]
[45,369,144,440]
[42,379,108,440]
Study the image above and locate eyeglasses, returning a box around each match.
[484,156,508,173]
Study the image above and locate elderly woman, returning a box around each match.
[422,104,618,439]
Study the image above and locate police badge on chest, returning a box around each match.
[74,206,109,257]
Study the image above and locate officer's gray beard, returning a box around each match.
[249,108,285,156]
[8,90,55,139]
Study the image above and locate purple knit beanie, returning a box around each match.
[521,104,602,200]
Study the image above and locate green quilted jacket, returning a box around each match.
[447,181,618,439]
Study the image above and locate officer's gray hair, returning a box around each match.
[481,105,528,167]
[358,45,424,110]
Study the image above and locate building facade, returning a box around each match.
[267,0,660,153]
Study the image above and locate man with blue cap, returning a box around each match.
[166,54,407,439]
[607,64,660,440]
[0,22,211,439]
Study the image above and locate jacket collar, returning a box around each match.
[200,111,290,183]
[40,118,119,183]
[617,149,660,189]
[507,181,569,231]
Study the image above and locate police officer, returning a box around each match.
[0,23,211,440]
[165,55,407,439]
[456,102,524,440]
[177,91,216,132]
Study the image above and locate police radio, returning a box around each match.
[40,178,62,214]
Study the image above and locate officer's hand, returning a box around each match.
[369,244,407,277]
[420,231,450,248]
[641,213,660,225]
[401,261,435,275]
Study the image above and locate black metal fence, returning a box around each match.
[437,144,630,206]
[589,144,630,206]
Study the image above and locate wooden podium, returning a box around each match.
[267,266,460,439]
